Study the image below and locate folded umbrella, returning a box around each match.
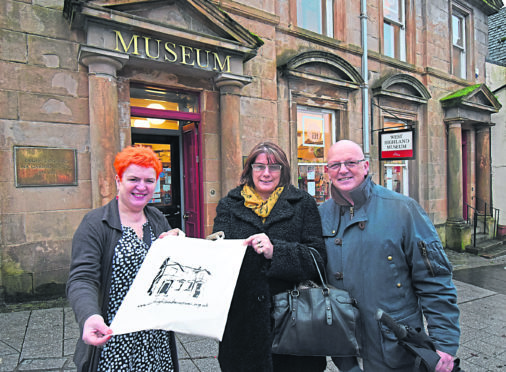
[376,309,462,372]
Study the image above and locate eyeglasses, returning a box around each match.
[327,159,365,170]
[251,163,282,172]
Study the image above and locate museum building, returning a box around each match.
[0,0,502,300]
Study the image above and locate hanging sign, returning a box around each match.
[110,235,246,341]
[379,128,416,160]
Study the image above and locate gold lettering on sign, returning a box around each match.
[213,53,230,72]
[113,30,231,73]
[181,45,194,66]
[164,42,177,62]
[195,49,210,68]
[114,31,140,55]
[14,147,77,187]
[144,36,161,59]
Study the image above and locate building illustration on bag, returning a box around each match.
[147,257,211,299]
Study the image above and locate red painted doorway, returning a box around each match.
[130,84,203,238]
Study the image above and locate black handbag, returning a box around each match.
[271,247,361,357]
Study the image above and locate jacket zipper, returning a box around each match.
[418,241,435,277]
[350,207,354,219]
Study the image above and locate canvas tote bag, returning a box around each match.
[110,234,246,341]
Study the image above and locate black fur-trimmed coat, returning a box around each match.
[212,185,327,372]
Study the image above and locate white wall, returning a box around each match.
[486,61,506,226]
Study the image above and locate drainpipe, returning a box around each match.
[360,0,370,160]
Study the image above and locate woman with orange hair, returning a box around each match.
[67,146,181,372]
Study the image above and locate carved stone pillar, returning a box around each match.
[215,73,252,196]
[445,120,470,251]
[475,127,491,214]
[447,121,464,222]
[80,47,127,208]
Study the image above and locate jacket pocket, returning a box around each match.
[418,240,452,276]
[378,311,422,369]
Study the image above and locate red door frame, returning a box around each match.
[183,123,203,237]
[131,105,203,237]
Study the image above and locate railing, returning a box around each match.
[465,201,501,248]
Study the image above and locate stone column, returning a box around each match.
[447,121,464,222]
[445,120,470,251]
[80,47,128,208]
[475,127,491,214]
[215,73,252,197]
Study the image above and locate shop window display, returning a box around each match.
[297,107,334,204]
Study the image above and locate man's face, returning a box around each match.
[327,142,369,197]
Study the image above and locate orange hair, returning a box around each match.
[114,146,163,180]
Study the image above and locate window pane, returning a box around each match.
[384,21,404,60]
[382,119,409,196]
[297,108,334,204]
[452,14,464,47]
[384,0,401,22]
[384,23,395,58]
[130,85,198,113]
[326,0,334,37]
[452,12,466,78]
[297,0,322,34]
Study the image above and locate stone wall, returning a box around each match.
[0,0,90,300]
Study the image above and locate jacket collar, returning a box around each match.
[331,176,372,210]
[101,198,122,231]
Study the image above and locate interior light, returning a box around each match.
[146,103,166,126]
[133,119,150,128]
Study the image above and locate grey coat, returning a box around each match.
[66,199,179,372]
[319,177,460,371]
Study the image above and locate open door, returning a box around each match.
[132,133,182,230]
[182,123,202,238]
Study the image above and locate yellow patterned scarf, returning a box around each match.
[242,185,284,223]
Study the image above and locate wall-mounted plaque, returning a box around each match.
[14,146,78,187]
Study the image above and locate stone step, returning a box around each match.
[466,239,506,258]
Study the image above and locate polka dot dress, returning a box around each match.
[97,222,174,372]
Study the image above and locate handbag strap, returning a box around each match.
[307,247,329,290]
[307,247,334,325]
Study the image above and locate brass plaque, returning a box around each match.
[14,147,78,187]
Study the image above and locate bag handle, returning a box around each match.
[301,247,334,326]
[306,247,329,290]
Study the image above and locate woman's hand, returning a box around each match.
[82,314,113,346]
[159,228,185,239]
[244,233,273,259]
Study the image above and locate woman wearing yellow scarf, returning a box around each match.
[213,142,327,372]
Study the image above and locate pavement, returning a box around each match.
[1,250,505,372]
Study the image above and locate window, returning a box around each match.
[381,119,410,196]
[297,0,334,37]
[383,0,406,61]
[130,85,199,130]
[452,11,467,79]
[296,106,336,204]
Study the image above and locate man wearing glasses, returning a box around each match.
[319,140,460,372]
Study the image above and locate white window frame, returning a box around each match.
[383,0,406,61]
[296,0,334,38]
[452,11,467,79]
